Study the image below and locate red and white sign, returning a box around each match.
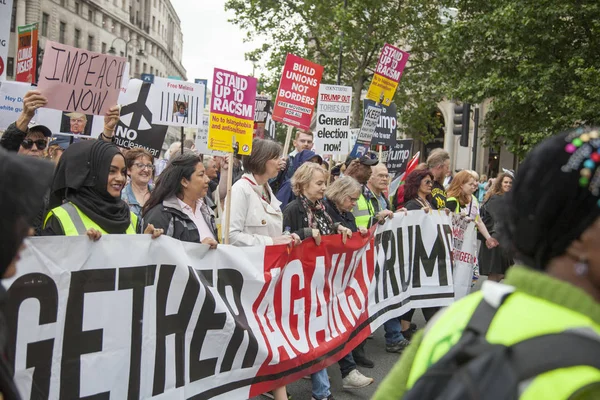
[7,211,464,399]
[272,53,323,130]
[16,23,38,84]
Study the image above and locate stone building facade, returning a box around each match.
[7,0,186,80]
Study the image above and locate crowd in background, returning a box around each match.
[6,92,598,400]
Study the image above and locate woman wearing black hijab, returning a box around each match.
[374,127,600,400]
[43,140,162,239]
[0,149,54,399]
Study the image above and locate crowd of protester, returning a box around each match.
[2,91,599,399]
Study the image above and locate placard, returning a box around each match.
[208,68,257,155]
[272,54,323,130]
[366,44,410,106]
[253,95,271,139]
[37,41,127,115]
[115,79,169,157]
[16,23,38,84]
[0,0,13,81]
[314,84,352,154]
[387,139,414,175]
[349,104,382,158]
[0,81,31,130]
[195,113,226,156]
[365,98,397,146]
[149,77,205,128]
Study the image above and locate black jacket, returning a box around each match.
[0,123,26,152]
[323,199,358,232]
[143,196,218,243]
[283,198,342,240]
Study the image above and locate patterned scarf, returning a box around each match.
[299,195,334,235]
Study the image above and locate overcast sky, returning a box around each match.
[170,0,259,89]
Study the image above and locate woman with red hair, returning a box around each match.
[403,169,436,211]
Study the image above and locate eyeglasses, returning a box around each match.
[348,196,359,202]
[424,180,433,186]
[21,138,47,150]
[133,163,155,171]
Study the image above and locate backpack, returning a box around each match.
[403,294,600,400]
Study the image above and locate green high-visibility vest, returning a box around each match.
[406,285,600,399]
[44,202,137,235]
[353,193,375,229]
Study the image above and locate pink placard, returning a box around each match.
[210,68,258,119]
[375,44,410,83]
[37,41,127,116]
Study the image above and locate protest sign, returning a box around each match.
[365,99,397,146]
[272,53,323,130]
[149,77,205,128]
[16,23,38,84]
[196,113,226,156]
[349,104,382,158]
[0,81,31,130]
[314,84,352,154]
[34,107,104,138]
[0,0,12,81]
[366,44,410,107]
[8,210,456,400]
[253,95,271,139]
[451,214,478,300]
[387,139,413,175]
[208,68,257,155]
[37,41,127,115]
[115,79,169,157]
[195,78,208,108]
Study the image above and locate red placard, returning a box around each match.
[272,53,323,130]
[16,23,38,84]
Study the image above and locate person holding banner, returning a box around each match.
[122,148,155,219]
[282,162,374,398]
[42,141,163,240]
[445,170,498,250]
[374,128,600,400]
[227,139,295,247]
[142,152,218,248]
[426,149,451,210]
[322,176,367,236]
[227,138,292,400]
[0,149,53,400]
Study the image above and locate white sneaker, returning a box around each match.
[342,369,374,389]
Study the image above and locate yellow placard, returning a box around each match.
[207,112,254,155]
[366,74,399,106]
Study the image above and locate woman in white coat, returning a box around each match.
[226,138,298,400]
[227,139,299,247]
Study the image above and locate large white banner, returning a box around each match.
[314,84,352,154]
[6,211,467,400]
[0,0,12,81]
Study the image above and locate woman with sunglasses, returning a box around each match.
[403,169,436,211]
[43,140,163,241]
[122,148,155,218]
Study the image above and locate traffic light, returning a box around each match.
[453,102,471,147]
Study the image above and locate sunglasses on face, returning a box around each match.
[21,138,47,150]
[424,180,433,186]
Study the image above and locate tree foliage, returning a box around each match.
[226,0,600,158]
[225,0,445,141]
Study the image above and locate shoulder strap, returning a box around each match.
[463,296,503,337]
[511,331,600,381]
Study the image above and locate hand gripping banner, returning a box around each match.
[5,211,471,399]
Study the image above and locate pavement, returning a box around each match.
[251,277,486,400]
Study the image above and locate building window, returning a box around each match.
[102,14,107,28]
[10,1,17,32]
[59,22,66,44]
[74,28,81,48]
[152,16,155,30]
[120,51,124,57]
[87,35,94,51]
[88,9,94,22]
[101,42,107,53]
[61,0,66,6]
[135,59,140,73]
[42,13,49,36]
[150,66,153,74]
[143,62,147,73]
[75,1,80,15]
[7,57,14,78]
